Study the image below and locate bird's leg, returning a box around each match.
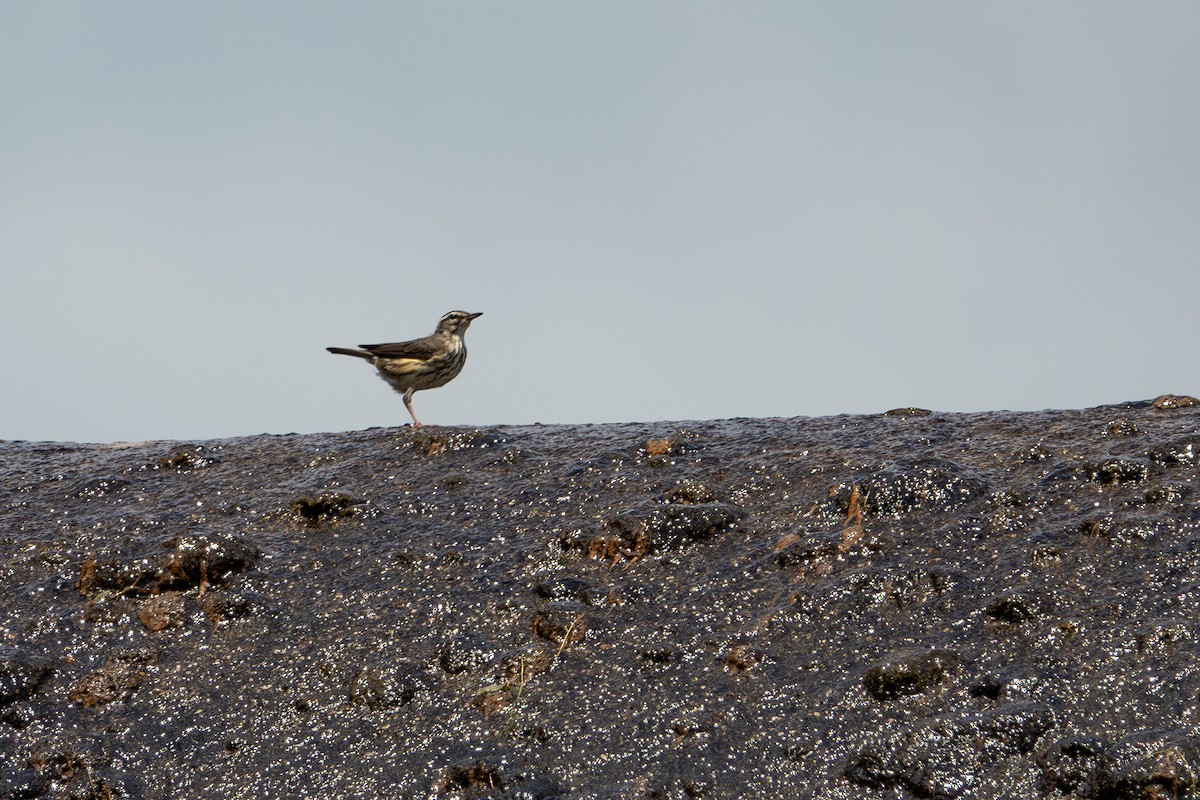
[403,388,423,428]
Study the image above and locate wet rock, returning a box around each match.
[986,593,1037,624]
[986,490,1034,532]
[884,407,933,417]
[157,446,221,470]
[69,476,131,498]
[77,552,158,597]
[6,404,1200,795]
[69,649,156,707]
[66,769,144,800]
[772,530,843,570]
[532,577,592,604]
[564,502,746,561]
[440,758,505,794]
[1083,457,1153,485]
[472,652,549,719]
[531,602,587,647]
[967,673,1006,700]
[863,648,960,701]
[658,479,718,505]
[436,473,471,491]
[562,514,649,562]
[1136,619,1197,654]
[1030,539,1063,567]
[1144,484,1191,505]
[1079,514,1116,539]
[1078,513,1175,544]
[1013,443,1058,464]
[25,735,147,799]
[160,532,258,589]
[848,566,955,612]
[844,703,1054,796]
[201,589,253,625]
[438,634,497,675]
[1037,735,1108,794]
[1105,418,1141,436]
[724,644,764,674]
[0,768,48,800]
[26,735,144,799]
[629,502,746,549]
[1152,394,1199,410]
[498,770,566,800]
[1,704,36,731]
[290,491,364,522]
[27,734,107,776]
[412,429,507,457]
[137,591,186,632]
[637,646,682,672]
[1148,435,1200,467]
[985,701,1057,753]
[348,661,432,710]
[858,460,988,517]
[0,648,53,706]
[496,646,553,687]
[1094,730,1199,799]
[78,532,258,597]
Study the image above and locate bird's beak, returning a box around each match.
[467,312,483,319]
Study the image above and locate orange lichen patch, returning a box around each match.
[645,437,675,457]
[844,482,866,527]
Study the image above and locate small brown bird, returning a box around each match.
[326,310,482,428]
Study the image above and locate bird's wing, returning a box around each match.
[359,338,440,360]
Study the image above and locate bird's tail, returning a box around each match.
[326,347,374,360]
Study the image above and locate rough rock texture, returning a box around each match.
[1,398,1199,798]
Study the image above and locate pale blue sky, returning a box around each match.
[3,3,1198,443]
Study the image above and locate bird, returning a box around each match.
[326,310,482,429]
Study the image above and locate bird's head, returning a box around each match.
[436,310,483,336]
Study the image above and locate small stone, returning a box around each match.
[1152,394,1199,410]
[138,592,186,632]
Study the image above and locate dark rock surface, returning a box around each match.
[1,398,1199,798]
